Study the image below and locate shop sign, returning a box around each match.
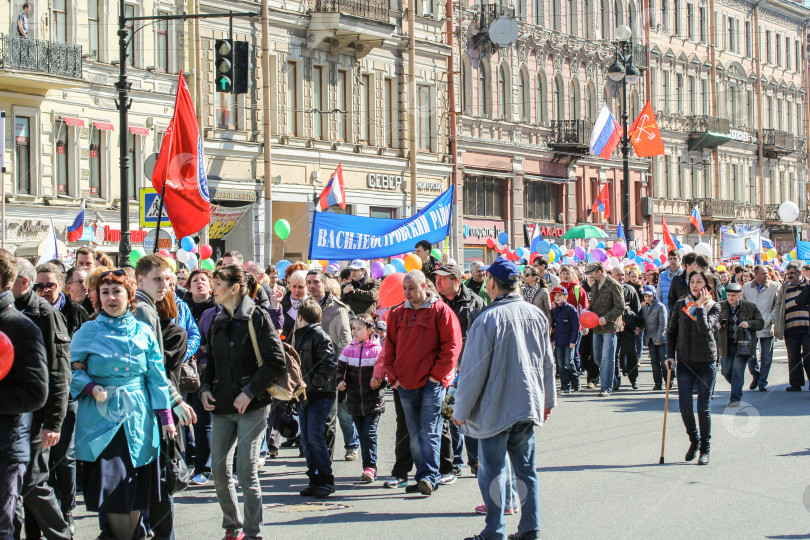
[104,226,148,244]
[417,180,443,192]
[528,224,566,238]
[209,187,256,202]
[367,173,403,191]
[729,129,754,144]
[463,220,505,241]
[209,204,252,240]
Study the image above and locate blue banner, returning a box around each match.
[309,186,454,260]
[797,241,810,261]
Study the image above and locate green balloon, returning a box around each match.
[200,258,216,271]
[129,247,146,267]
[274,219,291,240]
[518,265,525,273]
[431,248,441,260]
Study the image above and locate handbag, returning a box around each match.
[735,327,755,358]
[178,357,201,394]
[165,437,190,495]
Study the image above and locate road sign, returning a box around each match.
[144,153,159,182]
[143,228,173,253]
[140,188,172,228]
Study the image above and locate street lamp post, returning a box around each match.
[607,25,640,245]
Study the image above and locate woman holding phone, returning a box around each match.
[666,269,720,466]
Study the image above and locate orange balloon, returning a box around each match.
[404,253,423,272]
[379,273,406,308]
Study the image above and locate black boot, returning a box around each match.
[315,474,335,498]
[685,438,699,462]
[300,472,319,496]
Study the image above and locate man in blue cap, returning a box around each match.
[454,257,556,540]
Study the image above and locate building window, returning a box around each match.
[534,0,544,26]
[536,72,547,124]
[54,120,70,196]
[675,74,683,114]
[727,17,734,52]
[553,76,564,120]
[498,65,508,120]
[337,69,349,141]
[786,37,791,70]
[524,181,558,221]
[566,0,576,35]
[551,0,561,32]
[464,176,503,218]
[384,77,396,147]
[686,3,693,39]
[766,95,773,128]
[796,42,801,73]
[125,4,137,67]
[765,30,771,63]
[286,62,299,136]
[788,101,793,133]
[52,0,67,43]
[460,59,469,113]
[688,76,696,114]
[700,79,708,115]
[602,0,611,39]
[417,85,432,151]
[661,0,669,33]
[698,6,705,41]
[519,70,530,123]
[370,206,397,219]
[776,33,781,66]
[478,62,490,117]
[216,91,236,129]
[156,13,169,72]
[14,117,31,195]
[585,83,597,120]
[777,98,783,130]
[126,131,138,200]
[89,128,103,197]
[89,0,100,59]
[747,89,754,127]
[662,71,670,113]
[673,1,680,35]
[313,66,325,139]
[745,21,751,56]
[360,74,372,143]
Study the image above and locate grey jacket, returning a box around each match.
[741,280,780,338]
[639,300,667,346]
[318,291,352,356]
[454,294,556,439]
[134,289,182,406]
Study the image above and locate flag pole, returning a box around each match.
[153,184,167,254]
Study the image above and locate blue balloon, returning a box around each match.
[562,256,574,264]
[498,232,509,246]
[538,240,551,255]
[551,245,562,257]
[597,241,605,249]
[627,250,636,259]
[391,258,407,273]
[515,247,526,259]
[383,264,396,276]
[530,236,543,254]
[635,255,644,264]
[186,253,197,270]
[587,252,596,262]
[180,236,195,252]
[275,259,291,276]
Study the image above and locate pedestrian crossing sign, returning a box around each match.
[140,188,172,228]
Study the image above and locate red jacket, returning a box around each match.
[384,293,462,390]
[561,280,589,313]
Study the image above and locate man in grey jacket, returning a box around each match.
[742,265,780,391]
[453,257,555,540]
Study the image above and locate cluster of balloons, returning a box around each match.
[128,236,215,271]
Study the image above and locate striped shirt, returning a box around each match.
[784,279,810,335]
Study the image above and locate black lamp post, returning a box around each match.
[607,24,640,244]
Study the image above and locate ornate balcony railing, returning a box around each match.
[478,3,516,30]
[692,198,736,219]
[762,129,795,152]
[549,120,593,146]
[0,34,82,79]
[762,203,780,221]
[687,115,730,134]
[631,42,648,70]
[307,0,389,23]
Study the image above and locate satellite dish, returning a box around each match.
[488,17,518,47]
[143,153,159,182]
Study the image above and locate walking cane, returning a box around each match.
[659,366,673,464]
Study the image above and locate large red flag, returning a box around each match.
[151,72,210,239]
[662,216,677,252]
[628,101,665,157]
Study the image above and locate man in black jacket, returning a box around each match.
[65,267,93,315]
[11,258,71,540]
[0,251,48,539]
[341,260,380,315]
[415,240,440,285]
[611,267,642,390]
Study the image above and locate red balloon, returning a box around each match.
[0,331,13,381]
[641,247,649,253]
[379,273,406,308]
[158,249,171,258]
[606,249,614,257]
[486,238,496,249]
[580,311,600,329]
[199,244,213,260]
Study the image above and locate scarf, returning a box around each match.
[523,283,540,303]
[682,294,715,321]
[288,295,307,321]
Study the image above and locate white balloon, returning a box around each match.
[678,248,689,257]
[693,243,712,257]
[779,201,800,223]
[176,249,190,263]
[187,253,197,269]
[609,256,620,267]
[588,238,598,250]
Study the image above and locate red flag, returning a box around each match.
[628,101,665,157]
[662,216,677,252]
[591,183,610,219]
[151,72,210,239]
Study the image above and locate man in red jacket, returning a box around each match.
[385,270,462,496]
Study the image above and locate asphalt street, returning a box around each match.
[74,341,810,540]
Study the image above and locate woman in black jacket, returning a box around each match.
[201,265,286,540]
[666,269,721,466]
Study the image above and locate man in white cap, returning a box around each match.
[341,259,380,315]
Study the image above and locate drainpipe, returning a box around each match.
[446,0,459,260]
[408,0,417,216]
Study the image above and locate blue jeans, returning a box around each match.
[648,342,669,388]
[554,344,579,390]
[352,414,381,470]
[398,380,446,488]
[635,331,643,358]
[748,336,774,389]
[299,397,335,479]
[721,344,747,403]
[449,421,465,467]
[476,421,540,540]
[676,362,715,452]
[592,332,617,393]
[338,400,360,450]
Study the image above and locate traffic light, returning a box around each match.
[233,41,253,94]
[215,39,233,93]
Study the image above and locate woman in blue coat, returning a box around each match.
[70,269,175,540]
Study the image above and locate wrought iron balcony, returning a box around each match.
[691,198,736,219]
[762,203,780,221]
[549,120,593,147]
[0,34,82,79]
[762,129,795,159]
[687,115,730,134]
[630,42,648,71]
[686,116,731,152]
[478,4,516,29]
[307,0,389,24]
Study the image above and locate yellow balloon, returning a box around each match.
[716,264,727,272]
[318,260,329,268]
[767,248,778,260]
[165,257,177,272]
[548,250,555,263]
[404,253,423,272]
[791,249,797,259]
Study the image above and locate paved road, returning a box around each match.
[74,341,810,539]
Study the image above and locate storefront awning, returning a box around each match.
[93,121,114,132]
[60,116,84,127]
[688,132,732,152]
[129,126,149,136]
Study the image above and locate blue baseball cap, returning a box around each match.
[481,257,520,284]
[643,285,657,297]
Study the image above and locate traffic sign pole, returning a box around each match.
[153,184,167,254]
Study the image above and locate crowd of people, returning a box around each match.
[0,238,806,540]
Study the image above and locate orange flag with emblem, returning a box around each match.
[628,101,665,157]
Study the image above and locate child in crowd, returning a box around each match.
[550,286,580,393]
[338,315,386,483]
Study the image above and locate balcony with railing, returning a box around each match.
[305,0,392,58]
[0,34,83,90]
[548,120,593,161]
[691,198,736,220]
[762,203,780,221]
[631,42,648,71]
[762,129,795,159]
[474,4,517,48]
[686,115,731,152]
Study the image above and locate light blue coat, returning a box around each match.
[70,312,173,468]
[173,294,200,360]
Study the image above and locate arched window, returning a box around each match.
[601,0,611,39]
[553,75,565,121]
[498,64,509,119]
[603,83,612,110]
[551,0,561,32]
[567,0,577,36]
[585,82,597,120]
[460,55,472,113]
[628,0,638,38]
[584,0,593,39]
[536,71,548,124]
[614,0,623,29]
[478,59,490,117]
[519,69,530,122]
[630,89,640,122]
[570,78,581,120]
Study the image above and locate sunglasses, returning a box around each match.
[99,269,127,279]
[33,282,58,292]
[72,278,85,284]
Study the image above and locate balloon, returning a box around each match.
[537,240,551,255]
[567,249,575,257]
[370,260,386,280]
[190,246,197,253]
[431,249,442,260]
[0,331,12,381]
[391,258,407,273]
[580,311,600,329]
[608,256,620,268]
[645,262,656,272]
[563,256,574,264]
[158,249,171,258]
[635,255,644,264]
[383,264,396,277]
[597,241,605,249]
[166,258,177,272]
[486,238,496,249]
[627,250,636,259]
[612,242,627,257]
[515,247,525,259]
[716,264,727,272]
[199,244,213,260]
[129,247,146,267]
[404,254,422,272]
[574,246,587,261]
[379,273,406,308]
[592,248,607,262]
[498,232,509,246]
[791,249,797,259]
[180,236,195,252]
[779,201,800,222]
[606,249,614,258]
[199,259,215,271]
[318,260,329,268]
[274,260,291,276]
[693,243,712,257]
[187,253,197,270]
[274,219,291,240]
[767,248,778,260]
[548,251,555,263]
[588,238,598,250]
[176,249,190,263]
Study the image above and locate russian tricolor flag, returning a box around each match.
[66,200,85,242]
[689,206,705,236]
[589,102,623,159]
[318,163,346,211]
